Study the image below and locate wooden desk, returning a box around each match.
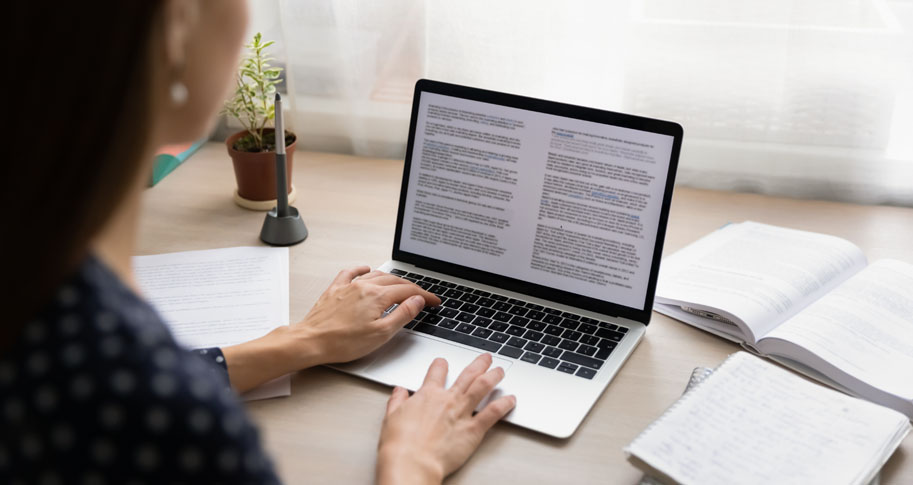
[138,142,913,484]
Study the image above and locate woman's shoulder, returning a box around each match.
[0,256,278,483]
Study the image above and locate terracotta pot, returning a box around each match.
[226,128,296,202]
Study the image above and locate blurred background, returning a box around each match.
[223,0,913,206]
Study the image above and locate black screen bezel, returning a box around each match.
[392,79,682,324]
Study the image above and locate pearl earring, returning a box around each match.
[170,81,188,106]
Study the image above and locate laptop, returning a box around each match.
[333,79,682,438]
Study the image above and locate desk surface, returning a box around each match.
[138,142,913,484]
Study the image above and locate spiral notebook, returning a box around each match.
[626,352,909,485]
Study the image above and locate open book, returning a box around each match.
[655,221,913,418]
[625,352,910,485]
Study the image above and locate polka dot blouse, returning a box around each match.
[0,255,281,484]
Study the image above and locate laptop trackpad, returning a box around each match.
[365,332,514,393]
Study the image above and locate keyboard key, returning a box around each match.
[472,327,493,339]
[576,367,596,379]
[405,320,418,329]
[423,315,442,325]
[498,346,523,359]
[524,302,544,311]
[461,303,480,313]
[510,316,530,326]
[477,308,496,318]
[559,319,579,330]
[596,338,617,350]
[443,300,462,309]
[506,337,528,348]
[617,326,629,334]
[508,306,528,316]
[560,351,603,369]
[456,323,475,334]
[561,312,580,320]
[474,317,492,328]
[580,335,600,346]
[459,293,480,304]
[507,298,525,306]
[440,308,459,318]
[562,330,582,341]
[526,321,545,331]
[543,346,563,358]
[489,322,509,332]
[557,362,578,374]
[598,321,617,329]
[543,308,562,315]
[416,281,432,290]
[523,330,544,342]
[413,323,501,352]
[543,314,563,325]
[444,289,462,299]
[580,317,599,325]
[596,328,625,342]
[489,294,508,301]
[524,342,545,353]
[506,325,526,336]
[579,323,597,335]
[595,347,614,360]
[544,325,563,336]
[489,332,509,343]
[578,345,597,356]
[405,272,424,279]
[389,269,406,275]
[440,282,456,288]
[539,357,560,369]
[428,285,447,294]
[422,276,440,283]
[456,285,474,292]
[438,319,458,330]
[476,297,495,308]
[455,312,476,323]
[472,289,491,297]
[492,302,512,311]
[541,335,561,346]
[527,310,546,321]
[558,339,579,352]
[521,352,542,364]
[493,312,512,322]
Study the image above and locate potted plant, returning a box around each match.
[223,32,297,210]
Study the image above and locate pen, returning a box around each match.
[274,93,289,218]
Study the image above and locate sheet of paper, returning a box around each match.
[133,246,291,401]
[625,352,910,485]
[656,222,867,342]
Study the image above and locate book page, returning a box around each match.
[133,247,291,401]
[625,352,910,485]
[763,259,913,403]
[656,222,867,342]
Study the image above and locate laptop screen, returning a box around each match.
[395,81,681,322]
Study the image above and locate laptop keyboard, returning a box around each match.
[389,269,629,380]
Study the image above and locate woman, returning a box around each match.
[2,1,516,483]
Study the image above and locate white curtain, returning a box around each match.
[253,0,913,205]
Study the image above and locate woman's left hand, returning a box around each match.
[222,266,440,393]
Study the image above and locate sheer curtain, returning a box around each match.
[255,0,913,205]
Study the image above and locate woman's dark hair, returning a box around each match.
[2,3,164,346]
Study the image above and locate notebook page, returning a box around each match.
[625,352,909,485]
[134,246,291,401]
[764,260,913,402]
[656,222,867,342]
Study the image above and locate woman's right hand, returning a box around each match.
[376,353,517,485]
